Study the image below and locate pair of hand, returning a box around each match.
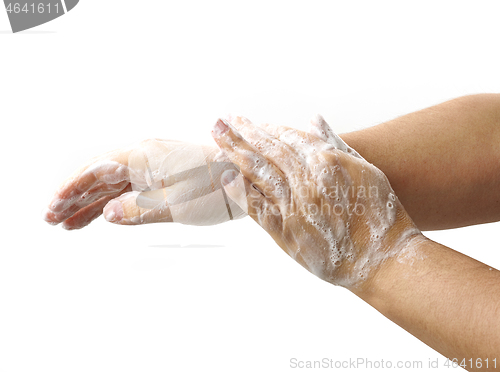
[44,115,421,288]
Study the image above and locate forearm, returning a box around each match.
[340,94,500,230]
[352,236,500,370]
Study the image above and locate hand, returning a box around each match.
[43,139,244,229]
[213,115,421,288]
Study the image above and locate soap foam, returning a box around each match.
[222,115,422,288]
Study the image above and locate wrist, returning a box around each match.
[349,231,428,306]
[348,206,425,294]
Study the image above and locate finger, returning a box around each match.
[308,114,363,159]
[103,190,173,225]
[48,159,130,213]
[211,119,290,204]
[106,187,240,226]
[43,180,130,224]
[227,116,300,175]
[221,169,282,234]
[258,122,293,138]
[61,184,133,230]
[259,122,327,151]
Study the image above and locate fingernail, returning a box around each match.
[212,119,229,137]
[104,200,123,222]
[62,223,78,231]
[221,169,239,186]
[50,199,66,212]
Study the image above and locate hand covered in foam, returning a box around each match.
[213,115,422,288]
[43,139,245,229]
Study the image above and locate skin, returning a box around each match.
[354,239,500,370]
[212,117,500,371]
[340,93,500,230]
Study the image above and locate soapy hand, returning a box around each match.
[213,115,421,288]
[43,139,244,229]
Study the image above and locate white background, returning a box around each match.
[1,1,499,371]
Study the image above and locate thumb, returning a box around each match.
[222,169,276,226]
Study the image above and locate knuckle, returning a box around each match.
[321,149,342,165]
